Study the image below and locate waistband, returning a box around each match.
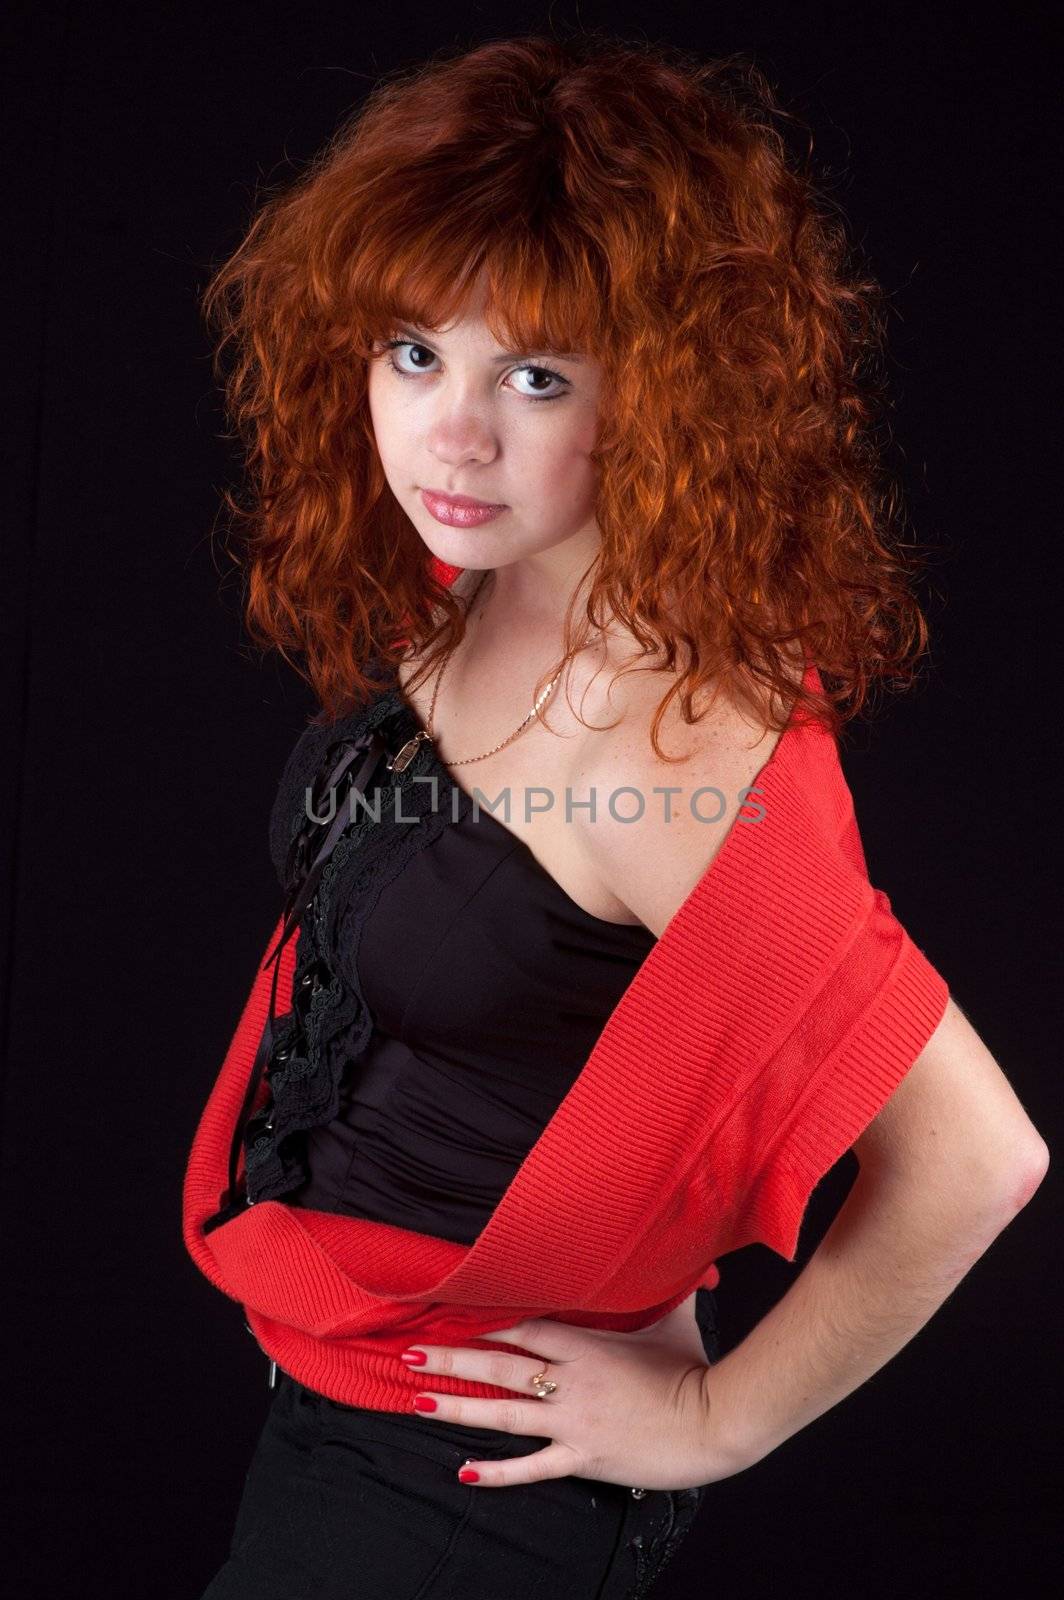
[252,1327,716,1505]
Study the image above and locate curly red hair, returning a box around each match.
[201,30,938,752]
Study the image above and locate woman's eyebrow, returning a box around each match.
[392,324,585,363]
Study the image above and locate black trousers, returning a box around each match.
[200,1289,720,1600]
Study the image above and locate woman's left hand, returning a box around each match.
[398,1305,740,1491]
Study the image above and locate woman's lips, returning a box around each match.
[420,489,507,527]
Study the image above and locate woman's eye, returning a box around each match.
[509,366,567,400]
[380,340,568,402]
[384,340,435,374]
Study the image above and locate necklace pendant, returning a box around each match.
[387,731,430,773]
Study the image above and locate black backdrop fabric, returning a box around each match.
[2,4,1059,1596]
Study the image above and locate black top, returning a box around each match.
[241,673,657,1247]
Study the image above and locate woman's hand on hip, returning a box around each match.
[396,1310,743,1492]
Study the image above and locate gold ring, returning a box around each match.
[529,1368,557,1398]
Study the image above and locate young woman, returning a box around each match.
[185,32,1048,1600]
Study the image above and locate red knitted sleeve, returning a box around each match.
[737,889,950,1262]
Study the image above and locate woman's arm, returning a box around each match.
[576,682,1048,1475]
[700,998,1049,1473]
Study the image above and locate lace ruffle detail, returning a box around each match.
[266,659,399,894]
[245,680,471,1203]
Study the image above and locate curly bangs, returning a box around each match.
[201,30,936,747]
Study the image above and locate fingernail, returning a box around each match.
[458,1467,480,1483]
[400,1350,427,1366]
[412,1395,437,1412]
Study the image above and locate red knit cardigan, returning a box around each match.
[183,589,950,1412]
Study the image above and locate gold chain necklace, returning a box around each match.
[387,571,561,773]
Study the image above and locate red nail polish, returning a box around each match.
[400,1349,428,1366]
[412,1395,437,1412]
[458,1467,480,1483]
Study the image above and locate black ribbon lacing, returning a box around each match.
[202,726,390,1235]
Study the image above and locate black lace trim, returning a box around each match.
[243,680,473,1203]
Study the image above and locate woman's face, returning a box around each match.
[366,286,604,583]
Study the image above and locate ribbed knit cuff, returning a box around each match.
[742,900,950,1262]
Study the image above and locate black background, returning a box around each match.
[2,3,1059,1596]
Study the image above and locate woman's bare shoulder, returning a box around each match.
[569,655,792,937]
